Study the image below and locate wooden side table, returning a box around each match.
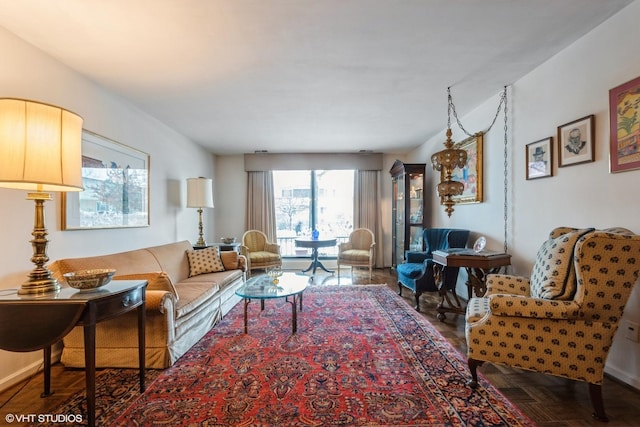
[295,238,337,277]
[0,280,147,427]
[194,242,241,252]
[432,249,511,321]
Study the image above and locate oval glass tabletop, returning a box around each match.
[236,273,308,299]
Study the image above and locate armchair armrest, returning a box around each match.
[486,274,531,296]
[238,254,247,271]
[488,294,581,319]
[339,242,353,252]
[265,243,280,254]
[405,251,431,263]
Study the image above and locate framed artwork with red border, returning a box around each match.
[609,76,640,173]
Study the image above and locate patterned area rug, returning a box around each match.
[49,285,535,426]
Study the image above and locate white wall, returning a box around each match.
[408,1,640,388]
[0,27,216,390]
[214,154,246,241]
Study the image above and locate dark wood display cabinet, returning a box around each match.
[389,160,427,268]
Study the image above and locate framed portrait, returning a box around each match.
[62,130,150,230]
[557,115,595,167]
[449,132,483,204]
[609,76,640,173]
[526,137,553,180]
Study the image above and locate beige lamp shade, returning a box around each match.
[0,98,83,192]
[186,177,214,208]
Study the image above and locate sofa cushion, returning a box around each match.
[530,228,594,300]
[50,248,162,280]
[186,247,225,277]
[113,271,179,301]
[174,282,221,319]
[248,251,281,265]
[145,240,193,284]
[179,269,243,293]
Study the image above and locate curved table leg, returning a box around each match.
[301,248,334,276]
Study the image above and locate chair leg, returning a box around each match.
[589,383,609,422]
[467,358,483,389]
[414,291,421,312]
[398,283,403,296]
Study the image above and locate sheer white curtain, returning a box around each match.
[245,171,277,241]
[354,170,383,268]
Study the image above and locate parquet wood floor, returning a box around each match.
[1,267,640,426]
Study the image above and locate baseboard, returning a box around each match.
[605,364,640,390]
[282,259,338,270]
[0,347,62,392]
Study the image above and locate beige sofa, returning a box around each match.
[49,240,246,369]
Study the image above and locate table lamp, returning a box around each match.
[186,177,214,247]
[0,98,84,295]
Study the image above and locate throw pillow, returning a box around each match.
[530,228,594,300]
[186,246,225,277]
[114,271,179,301]
[220,250,240,270]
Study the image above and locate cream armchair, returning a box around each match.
[337,228,376,280]
[465,227,640,421]
[241,229,282,275]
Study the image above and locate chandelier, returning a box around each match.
[431,89,467,217]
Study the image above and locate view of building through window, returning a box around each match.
[273,170,354,257]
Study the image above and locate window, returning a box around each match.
[273,170,354,257]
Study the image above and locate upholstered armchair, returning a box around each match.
[466,227,640,421]
[241,230,282,276]
[337,228,376,280]
[396,228,469,311]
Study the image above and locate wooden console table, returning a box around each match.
[432,249,511,321]
[0,280,147,427]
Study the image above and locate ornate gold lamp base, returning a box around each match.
[194,207,207,247]
[18,192,60,295]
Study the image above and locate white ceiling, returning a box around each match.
[0,0,633,154]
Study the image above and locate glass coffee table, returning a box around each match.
[235,273,309,334]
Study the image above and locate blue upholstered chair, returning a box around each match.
[396,228,469,311]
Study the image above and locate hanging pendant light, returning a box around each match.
[431,89,467,217]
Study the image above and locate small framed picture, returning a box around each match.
[557,115,595,167]
[526,137,553,180]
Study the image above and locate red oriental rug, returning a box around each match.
[48,285,535,426]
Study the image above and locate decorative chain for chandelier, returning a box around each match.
[447,86,510,252]
[449,86,508,138]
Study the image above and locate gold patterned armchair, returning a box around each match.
[241,230,282,276]
[337,228,376,280]
[465,227,640,421]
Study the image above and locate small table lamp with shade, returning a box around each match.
[187,177,214,248]
[0,98,84,295]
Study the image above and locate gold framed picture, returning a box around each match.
[449,132,483,204]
